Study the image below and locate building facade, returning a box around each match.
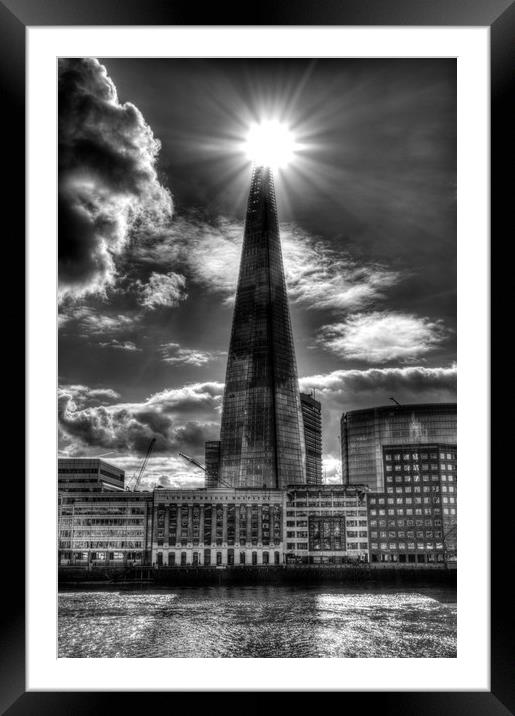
[58,458,125,492]
[367,443,457,565]
[58,491,153,566]
[283,485,369,564]
[151,488,284,567]
[300,393,322,485]
[204,440,221,488]
[341,403,457,491]
[218,165,306,489]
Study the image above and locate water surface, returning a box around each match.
[58,584,457,658]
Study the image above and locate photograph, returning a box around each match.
[56,56,458,659]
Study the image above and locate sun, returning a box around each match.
[244,120,298,170]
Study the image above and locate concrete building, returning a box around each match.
[367,443,457,565]
[151,488,285,567]
[218,166,306,488]
[284,484,369,564]
[58,490,153,566]
[300,393,322,485]
[341,403,457,491]
[58,458,125,492]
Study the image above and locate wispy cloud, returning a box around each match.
[134,214,399,312]
[98,339,141,352]
[317,311,447,363]
[160,343,226,366]
[59,305,139,334]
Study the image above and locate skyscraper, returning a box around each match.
[300,393,323,484]
[217,166,306,489]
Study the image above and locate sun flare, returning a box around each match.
[244,120,298,170]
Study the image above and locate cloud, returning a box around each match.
[58,381,224,461]
[58,305,139,335]
[160,343,226,366]
[318,311,447,363]
[299,364,457,456]
[58,58,173,301]
[137,272,187,309]
[58,367,455,485]
[281,224,399,311]
[135,214,399,311]
[58,384,121,411]
[98,339,141,352]
[300,363,456,399]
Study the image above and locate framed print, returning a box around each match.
[4,0,511,711]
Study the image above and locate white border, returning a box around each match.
[27,26,489,691]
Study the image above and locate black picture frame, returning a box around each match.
[6,0,510,712]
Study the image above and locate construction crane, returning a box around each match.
[178,452,206,472]
[127,437,156,491]
[178,452,234,489]
[389,396,401,406]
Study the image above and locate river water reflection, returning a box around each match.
[58,584,456,658]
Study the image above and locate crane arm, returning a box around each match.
[178,452,206,471]
[131,437,156,491]
[177,452,233,489]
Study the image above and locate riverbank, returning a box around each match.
[59,564,456,588]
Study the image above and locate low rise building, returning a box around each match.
[58,491,153,566]
[283,484,369,564]
[151,487,285,567]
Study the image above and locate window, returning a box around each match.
[216,551,222,566]
[252,551,258,565]
[239,551,246,565]
[263,551,269,564]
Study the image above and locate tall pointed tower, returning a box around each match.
[218,166,306,488]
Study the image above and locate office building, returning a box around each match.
[367,443,457,565]
[341,403,457,491]
[218,166,306,488]
[58,490,153,566]
[58,458,125,492]
[300,392,322,485]
[204,440,221,489]
[284,484,369,564]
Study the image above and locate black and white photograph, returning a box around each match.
[57,56,458,659]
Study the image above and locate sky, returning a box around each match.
[58,57,457,488]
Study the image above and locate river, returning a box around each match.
[58,584,457,658]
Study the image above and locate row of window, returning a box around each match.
[385,452,455,461]
[370,530,442,539]
[371,542,445,551]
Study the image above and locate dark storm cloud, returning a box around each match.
[58,58,173,301]
[58,381,223,458]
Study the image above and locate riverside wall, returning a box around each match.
[59,564,456,588]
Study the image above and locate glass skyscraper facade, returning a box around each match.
[341,403,457,492]
[300,393,322,485]
[218,166,306,489]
